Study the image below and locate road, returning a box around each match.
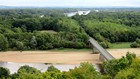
[89,37,114,60]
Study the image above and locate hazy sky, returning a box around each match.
[0,0,140,7]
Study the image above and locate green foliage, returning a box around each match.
[1,9,140,50]
[83,20,130,42]
[17,65,41,74]
[30,36,37,49]
[41,71,64,79]
[130,42,139,48]
[13,27,23,33]
[94,33,105,42]
[64,62,101,79]
[102,52,136,77]
[41,66,63,79]
[12,18,42,32]
[0,34,9,51]
[73,12,140,43]
[114,68,135,79]
[15,41,24,50]
[1,31,88,50]
[130,38,140,48]
[100,41,111,48]
[136,38,140,44]
[47,65,60,72]
[0,67,10,78]
[111,42,131,49]
[53,18,80,32]
[4,62,101,79]
[114,58,140,79]
[14,65,42,79]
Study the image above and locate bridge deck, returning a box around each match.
[89,37,115,61]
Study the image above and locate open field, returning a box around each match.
[107,48,140,59]
[0,51,100,65]
[49,48,92,52]
[110,42,131,49]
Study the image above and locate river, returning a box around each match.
[0,62,100,74]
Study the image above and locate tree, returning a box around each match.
[136,38,140,44]
[13,27,22,33]
[17,65,41,74]
[0,34,9,51]
[114,58,140,79]
[15,41,24,51]
[42,65,63,79]
[47,65,60,72]
[16,65,41,79]
[130,42,139,48]
[65,62,101,79]
[102,52,136,77]
[0,67,10,78]
[30,36,37,49]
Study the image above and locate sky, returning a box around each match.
[0,0,140,7]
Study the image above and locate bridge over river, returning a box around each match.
[89,37,115,61]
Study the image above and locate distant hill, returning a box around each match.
[0,5,37,9]
[0,5,10,9]
[0,5,21,9]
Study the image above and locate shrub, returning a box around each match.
[17,65,41,74]
[0,67,10,78]
[47,65,60,72]
[65,62,101,79]
[100,42,107,48]
[136,38,140,44]
[15,41,25,50]
[100,41,111,48]
[115,58,140,79]
[102,53,136,77]
[130,42,138,48]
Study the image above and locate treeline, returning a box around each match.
[72,11,140,48]
[0,17,89,51]
[0,10,89,51]
[0,9,65,18]
[1,32,88,51]
[73,12,140,27]
[1,9,140,50]
[0,53,138,79]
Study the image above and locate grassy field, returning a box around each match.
[110,42,132,49]
[49,42,132,51]
[49,48,92,52]
[48,42,131,51]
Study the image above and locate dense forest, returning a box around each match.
[0,53,139,79]
[0,8,140,50]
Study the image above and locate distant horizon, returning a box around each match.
[0,0,140,8]
[1,5,140,8]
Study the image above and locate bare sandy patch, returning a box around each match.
[0,51,100,65]
[107,48,140,59]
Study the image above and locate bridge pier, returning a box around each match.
[99,54,106,61]
[92,47,105,61]
[92,47,100,54]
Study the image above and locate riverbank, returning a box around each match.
[107,48,140,59]
[0,51,100,64]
